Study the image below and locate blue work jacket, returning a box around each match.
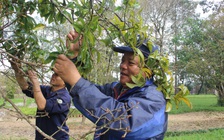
[70,78,168,140]
[23,85,71,140]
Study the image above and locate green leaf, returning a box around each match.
[134,48,145,66]
[112,15,125,29]
[178,84,190,96]
[43,56,54,64]
[126,73,145,88]
[48,13,54,24]
[166,101,172,112]
[73,22,83,33]
[90,16,99,32]
[43,52,60,64]
[126,83,138,89]
[32,23,45,31]
[86,30,95,46]
[179,97,193,109]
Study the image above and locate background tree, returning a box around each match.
[138,0,198,93]
[203,3,224,105]
[173,1,224,105]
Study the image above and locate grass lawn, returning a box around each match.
[170,94,224,114]
[165,128,224,140]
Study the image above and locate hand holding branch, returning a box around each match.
[66,30,83,59]
[53,54,81,87]
[27,70,40,87]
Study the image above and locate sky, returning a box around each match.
[194,0,223,18]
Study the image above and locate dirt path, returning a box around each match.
[167,111,224,132]
[0,108,224,140]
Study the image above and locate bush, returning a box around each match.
[6,90,14,99]
[217,98,224,106]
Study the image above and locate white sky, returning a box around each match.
[194,0,223,18]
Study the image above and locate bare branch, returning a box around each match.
[0,89,55,140]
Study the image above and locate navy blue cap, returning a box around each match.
[113,40,158,58]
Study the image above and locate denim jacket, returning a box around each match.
[70,78,167,140]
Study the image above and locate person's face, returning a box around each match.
[50,73,65,87]
[119,52,141,88]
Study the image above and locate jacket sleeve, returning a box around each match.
[94,82,118,96]
[43,88,71,114]
[22,84,50,98]
[22,82,34,98]
[70,78,167,139]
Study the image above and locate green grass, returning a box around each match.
[165,128,224,140]
[0,95,35,106]
[19,107,37,115]
[170,94,224,114]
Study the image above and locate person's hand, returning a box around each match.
[27,70,39,85]
[66,30,83,59]
[53,54,81,86]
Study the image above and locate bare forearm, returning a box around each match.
[32,81,46,110]
[27,70,47,111]
[33,84,46,110]
[34,91,46,110]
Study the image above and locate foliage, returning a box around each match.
[146,51,192,111]
[0,74,17,99]
[5,79,18,99]
[6,89,15,99]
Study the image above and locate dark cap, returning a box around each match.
[113,40,158,58]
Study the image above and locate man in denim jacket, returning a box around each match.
[53,31,168,140]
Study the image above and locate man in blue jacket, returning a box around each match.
[11,61,71,140]
[53,31,168,140]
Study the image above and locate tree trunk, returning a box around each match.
[217,83,224,106]
[23,96,27,106]
[197,81,204,95]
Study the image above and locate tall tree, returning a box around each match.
[138,0,198,93]
[204,2,224,105]
[174,1,224,105]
